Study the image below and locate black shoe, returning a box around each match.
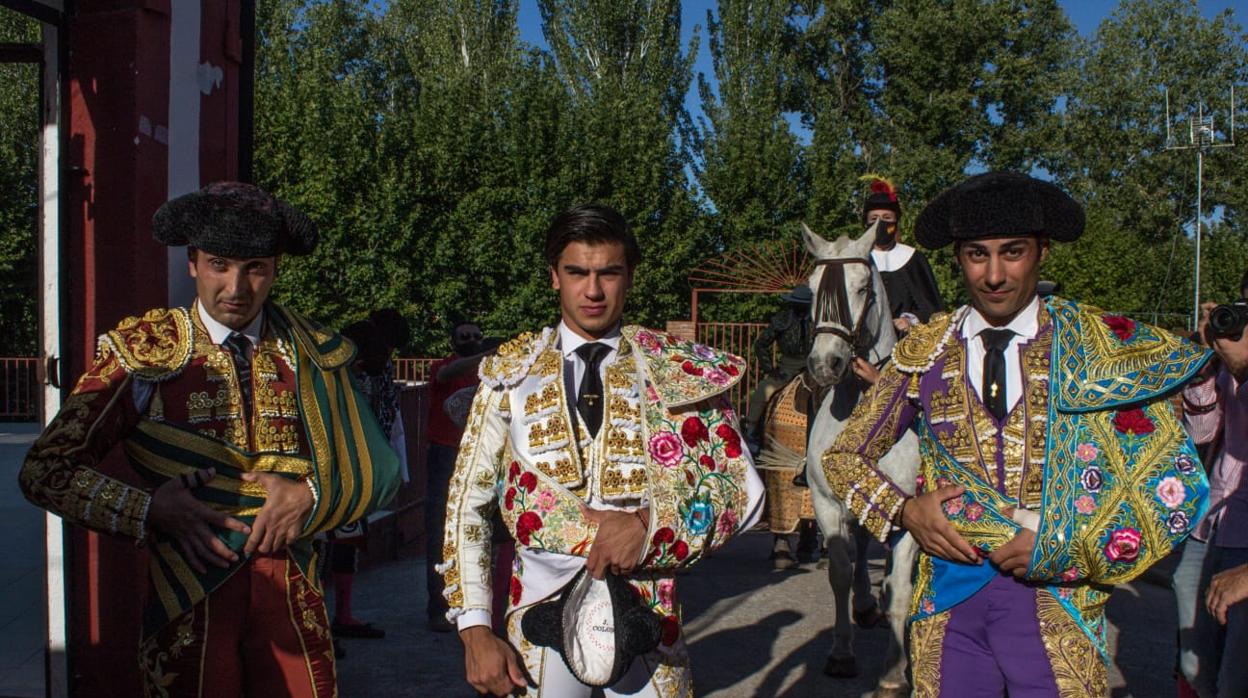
[333,621,386,639]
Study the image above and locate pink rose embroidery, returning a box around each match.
[964,502,985,522]
[1104,527,1142,564]
[1076,444,1099,463]
[536,489,557,514]
[635,330,663,353]
[649,432,684,467]
[1075,495,1097,515]
[705,368,731,386]
[657,579,675,608]
[1156,476,1186,509]
[1061,567,1080,582]
[943,498,965,517]
[717,509,738,537]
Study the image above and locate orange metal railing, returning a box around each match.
[695,322,770,413]
[1,357,40,421]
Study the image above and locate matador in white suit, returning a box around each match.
[439,204,765,697]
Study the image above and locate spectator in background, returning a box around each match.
[425,319,496,632]
[1174,272,1248,698]
[328,316,409,641]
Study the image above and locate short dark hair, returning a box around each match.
[544,204,641,269]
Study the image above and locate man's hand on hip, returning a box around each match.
[583,506,649,579]
[241,472,314,555]
[148,467,251,574]
[461,626,528,696]
[900,485,981,565]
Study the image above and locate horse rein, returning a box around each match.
[810,257,881,363]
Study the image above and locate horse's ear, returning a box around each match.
[853,222,880,254]
[800,222,829,254]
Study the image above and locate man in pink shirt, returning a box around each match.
[1176,275,1248,698]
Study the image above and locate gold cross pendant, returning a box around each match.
[583,393,599,405]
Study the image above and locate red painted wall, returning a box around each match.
[62,2,244,694]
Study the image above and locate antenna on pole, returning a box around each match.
[1163,85,1239,330]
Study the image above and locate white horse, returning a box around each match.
[801,223,919,697]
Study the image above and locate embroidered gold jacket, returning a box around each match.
[439,325,765,626]
[19,302,402,635]
[821,298,1209,656]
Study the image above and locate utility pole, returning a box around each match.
[1165,87,1237,329]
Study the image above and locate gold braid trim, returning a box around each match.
[910,611,950,698]
[1036,590,1108,697]
[891,309,961,373]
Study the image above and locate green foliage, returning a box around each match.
[0,12,39,356]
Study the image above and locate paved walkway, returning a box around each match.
[0,423,45,698]
[338,532,1180,697]
[0,420,1182,697]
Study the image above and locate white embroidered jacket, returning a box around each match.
[438,325,765,630]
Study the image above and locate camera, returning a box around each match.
[1208,300,1248,341]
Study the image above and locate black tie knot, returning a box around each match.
[223,331,251,357]
[575,342,610,369]
[980,328,1015,352]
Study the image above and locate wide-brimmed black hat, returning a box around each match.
[914,172,1083,249]
[861,176,901,224]
[781,285,814,305]
[153,181,318,257]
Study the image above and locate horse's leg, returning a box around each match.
[876,532,917,695]
[851,523,878,615]
[807,460,857,675]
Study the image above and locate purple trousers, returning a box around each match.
[936,573,1060,697]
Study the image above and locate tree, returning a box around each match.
[538,0,709,328]
[0,12,40,356]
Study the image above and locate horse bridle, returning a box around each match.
[811,257,879,362]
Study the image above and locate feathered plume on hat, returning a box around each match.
[860,174,901,224]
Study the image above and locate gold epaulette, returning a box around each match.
[479,328,554,389]
[98,308,195,381]
[891,308,962,373]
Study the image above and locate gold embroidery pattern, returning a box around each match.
[893,309,961,372]
[821,364,911,540]
[1037,590,1108,697]
[100,307,195,380]
[909,610,950,698]
[19,363,151,539]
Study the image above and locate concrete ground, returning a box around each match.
[1,418,1182,697]
[0,423,45,698]
[338,532,1181,698]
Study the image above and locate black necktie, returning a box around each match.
[223,332,254,425]
[980,328,1015,421]
[575,342,610,438]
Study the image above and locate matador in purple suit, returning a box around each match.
[820,172,1211,697]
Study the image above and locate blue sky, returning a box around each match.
[514,0,1245,126]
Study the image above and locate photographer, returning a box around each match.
[1174,271,1248,698]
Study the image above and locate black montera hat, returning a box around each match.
[914,171,1083,249]
[153,181,318,257]
[861,176,901,224]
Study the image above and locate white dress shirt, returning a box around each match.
[197,301,264,348]
[960,295,1041,416]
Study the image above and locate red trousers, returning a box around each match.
[139,551,337,697]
